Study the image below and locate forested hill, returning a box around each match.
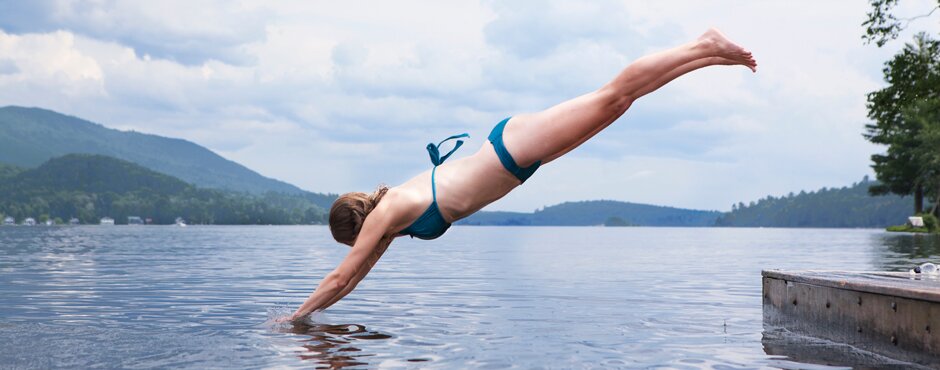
[0,162,22,179]
[0,106,308,195]
[458,200,721,227]
[714,177,910,228]
[0,154,327,225]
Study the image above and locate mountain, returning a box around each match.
[458,200,721,227]
[0,106,308,195]
[714,177,910,228]
[0,154,327,225]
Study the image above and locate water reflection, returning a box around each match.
[761,326,887,369]
[870,232,940,271]
[286,322,393,368]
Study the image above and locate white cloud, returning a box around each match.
[1,0,939,211]
[0,30,106,102]
[0,58,17,74]
[0,0,270,65]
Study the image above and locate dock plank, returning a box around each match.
[763,270,940,303]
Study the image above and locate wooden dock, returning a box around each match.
[762,270,940,366]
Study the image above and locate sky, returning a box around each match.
[0,1,939,212]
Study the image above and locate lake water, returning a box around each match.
[1,226,939,369]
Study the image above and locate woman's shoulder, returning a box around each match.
[367,187,413,234]
[381,186,423,210]
[375,186,418,215]
[374,186,429,232]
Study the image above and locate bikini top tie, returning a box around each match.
[426,133,469,166]
[398,132,469,240]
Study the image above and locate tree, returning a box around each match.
[908,98,940,216]
[864,33,940,214]
[863,0,940,47]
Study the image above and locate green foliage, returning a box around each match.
[459,200,721,227]
[907,99,940,215]
[864,0,903,46]
[864,33,940,213]
[0,154,327,225]
[918,212,939,231]
[715,177,911,228]
[863,0,940,47]
[0,162,22,179]
[887,224,930,233]
[0,106,318,195]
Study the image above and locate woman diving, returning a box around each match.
[288,28,757,321]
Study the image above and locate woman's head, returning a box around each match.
[329,186,388,246]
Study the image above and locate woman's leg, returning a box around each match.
[543,56,754,162]
[502,29,755,167]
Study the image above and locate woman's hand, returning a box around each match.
[287,312,307,324]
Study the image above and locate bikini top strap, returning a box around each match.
[426,133,470,167]
[431,166,438,202]
[425,132,469,203]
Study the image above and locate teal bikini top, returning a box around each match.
[398,133,469,240]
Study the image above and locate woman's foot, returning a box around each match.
[699,28,757,72]
[708,56,758,72]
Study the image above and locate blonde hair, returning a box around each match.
[329,185,389,246]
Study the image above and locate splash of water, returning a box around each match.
[263,306,326,331]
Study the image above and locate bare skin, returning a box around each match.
[288,28,756,321]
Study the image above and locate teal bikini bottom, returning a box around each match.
[488,117,541,183]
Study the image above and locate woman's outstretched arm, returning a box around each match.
[289,207,393,321]
[318,235,392,311]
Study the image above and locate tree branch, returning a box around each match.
[864,0,940,47]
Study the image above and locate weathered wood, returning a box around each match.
[763,270,940,303]
[762,270,940,366]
